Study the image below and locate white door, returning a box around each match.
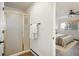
[0,2,4,56]
[30,2,55,56]
[4,12,23,55]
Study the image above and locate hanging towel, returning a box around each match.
[31,24,37,33]
[30,24,38,40]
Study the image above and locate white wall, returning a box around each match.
[56,2,79,40]
[26,2,54,56]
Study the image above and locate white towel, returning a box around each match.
[30,24,38,39]
[31,24,37,33]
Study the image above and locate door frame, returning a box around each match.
[52,2,56,56]
[22,14,30,50]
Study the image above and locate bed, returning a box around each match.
[56,34,74,47]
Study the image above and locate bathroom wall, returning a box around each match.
[26,2,54,56]
[56,2,79,40]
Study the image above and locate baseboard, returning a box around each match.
[30,49,39,56]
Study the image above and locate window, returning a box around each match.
[60,22,79,30]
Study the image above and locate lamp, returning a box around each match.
[60,22,66,29]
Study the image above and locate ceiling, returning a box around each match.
[5,2,79,18]
[56,2,79,19]
[4,2,33,11]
